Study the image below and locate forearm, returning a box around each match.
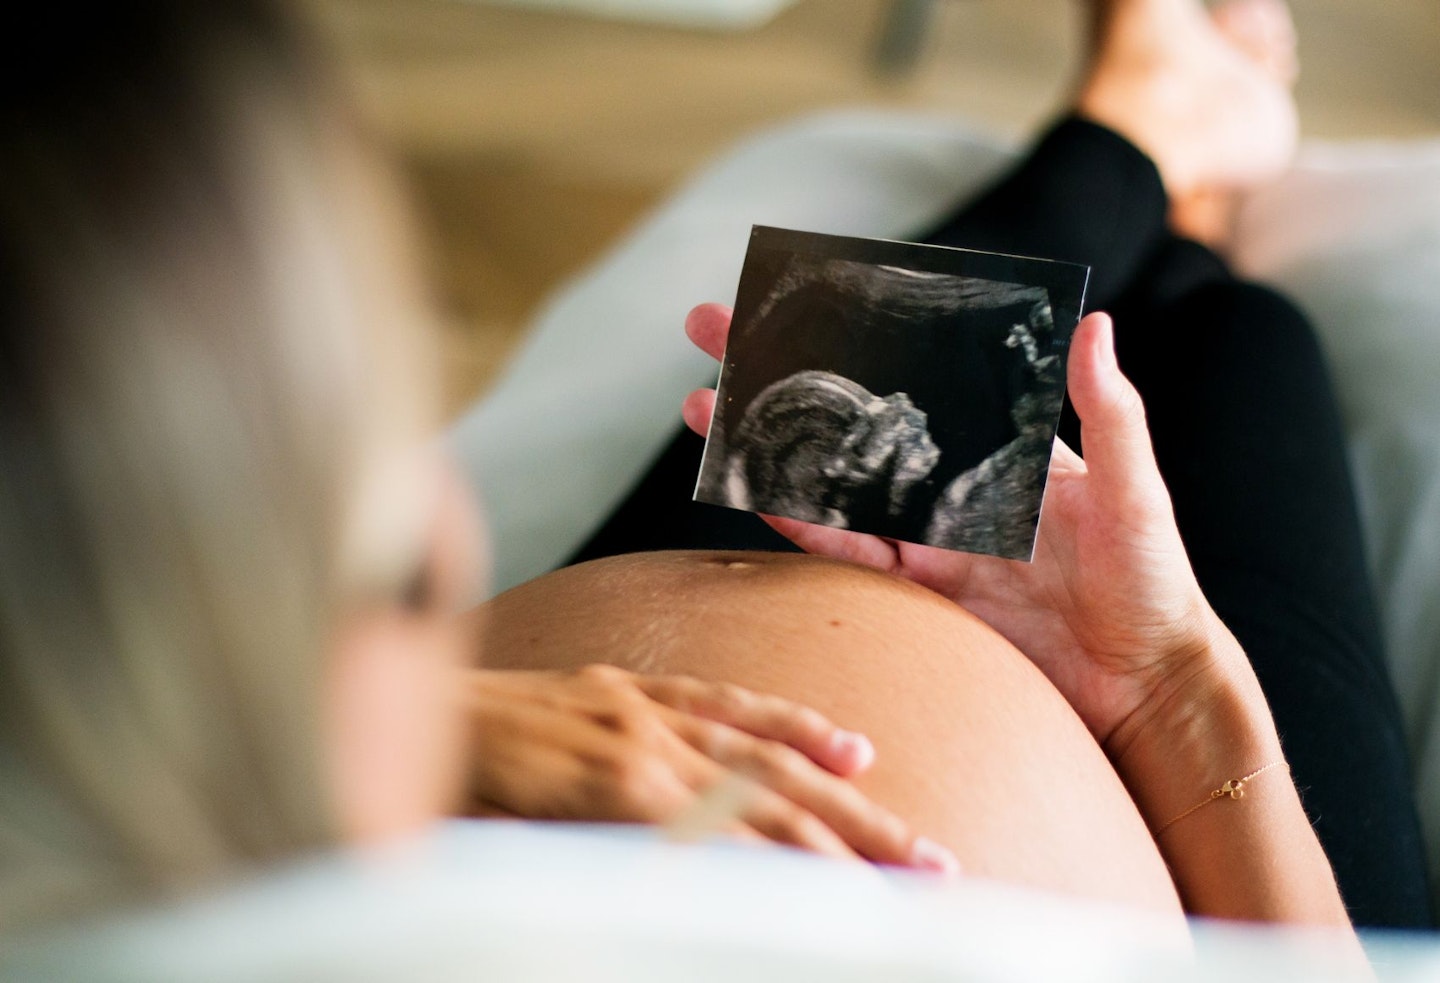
[1108,619,1353,929]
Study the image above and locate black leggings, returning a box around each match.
[571,118,1433,929]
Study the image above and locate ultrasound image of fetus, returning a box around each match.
[720,370,940,529]
[694,228,1086,559]
[925,301,1065,558]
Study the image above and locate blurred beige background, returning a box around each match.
[310,0,1440,416]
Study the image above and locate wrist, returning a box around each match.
[1104,614,1284,830]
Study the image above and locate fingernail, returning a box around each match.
[911,837,962,877]
[829,729,875,771]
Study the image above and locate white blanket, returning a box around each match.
[7,821,1436,980]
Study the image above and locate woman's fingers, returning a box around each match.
[681,387,716,437]
[732,782,861,861]
[761,515,903,574]
[679,717,959,873]
[633,673,958,871]
[633,673,874,775]
[685,302,732,360]
[467,667,958,872]
[659,768,852,862]
[1048,437,1086,477]
[680,303,730,437]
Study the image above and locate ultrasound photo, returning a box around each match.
[694,226,1090,561]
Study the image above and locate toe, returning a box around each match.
[1210,0,1299,85]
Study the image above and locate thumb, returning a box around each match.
[1065,312,1165,500]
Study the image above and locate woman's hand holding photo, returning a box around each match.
[684,304,1233,755]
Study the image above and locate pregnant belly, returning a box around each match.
[479,550,1182,916]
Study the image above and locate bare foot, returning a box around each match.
[1168,0,1301,246]
[1210,0,1298,86]
[1076,0,1299,199]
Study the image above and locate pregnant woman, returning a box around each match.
[1,0,1426,962]
[495,0,1433,932]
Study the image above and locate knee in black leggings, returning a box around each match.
[1116,278,1376,649]
[1163,280,1322,367]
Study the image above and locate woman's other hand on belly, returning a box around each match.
[461,665,959,875]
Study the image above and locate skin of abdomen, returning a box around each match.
[480,550,1183,917]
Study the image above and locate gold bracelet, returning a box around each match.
[1154,760,1288,835]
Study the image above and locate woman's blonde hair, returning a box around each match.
[0,2,438,928]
